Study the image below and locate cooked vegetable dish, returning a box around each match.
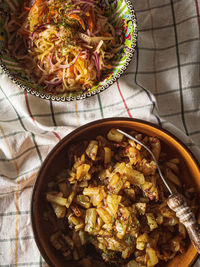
[44,129,199,267]
[4,0,124,92]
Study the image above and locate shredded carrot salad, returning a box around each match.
[5,0,124,92]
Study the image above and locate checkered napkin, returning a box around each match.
[0,0,199,266]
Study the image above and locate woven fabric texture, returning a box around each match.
[0,0,199,266]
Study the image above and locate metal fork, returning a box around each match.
[117,129,200,253]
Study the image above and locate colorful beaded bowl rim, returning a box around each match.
[0,0,137,102]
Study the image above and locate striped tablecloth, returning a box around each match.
[0,0,199,266]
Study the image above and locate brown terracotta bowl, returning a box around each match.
[31,118,200,267]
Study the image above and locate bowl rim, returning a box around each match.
[31,117,200,266]
[0,0,137,102]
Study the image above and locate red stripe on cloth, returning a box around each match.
[116,80,132,118]
[195,0,200,36]
[53,131,61,140]
[24,91,37,126]
[24,92,61,140]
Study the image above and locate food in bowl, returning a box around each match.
[44,128,199,266]
[3,0,126,93]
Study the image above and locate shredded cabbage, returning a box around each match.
[5,0,124,92]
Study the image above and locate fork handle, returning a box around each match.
[167,193,200,253]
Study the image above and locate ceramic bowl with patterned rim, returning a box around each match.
[0,0,137,101]
[31,118,200,267]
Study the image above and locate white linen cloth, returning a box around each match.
[0,0,199,266]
